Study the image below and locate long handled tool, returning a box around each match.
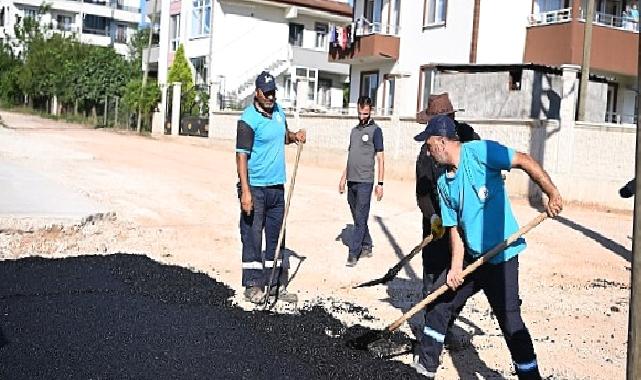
[353,234,435,289]
[347,212,548,350]
[263,139,304,307]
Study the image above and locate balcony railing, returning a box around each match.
[581,10,640,32]
[354,18,400,36]
[82,27,109,36]
[528,8,572,26]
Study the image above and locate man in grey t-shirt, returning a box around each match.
[339,96,385,267]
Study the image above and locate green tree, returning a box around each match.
[123,78,161,130]
[167,44,195,114]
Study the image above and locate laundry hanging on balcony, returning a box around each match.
[330,25,353,50]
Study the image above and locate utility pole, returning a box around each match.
[578,0,595,121]
[627,19,641,380]
[137,0,159,133]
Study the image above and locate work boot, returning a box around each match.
[360,246,373,258]
[409,356,436,379]
[346,253,359,267]
[269,287,298,303]
[243,286,265,304]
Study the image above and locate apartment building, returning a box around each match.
[147,0,352,115]
[330,0,637,124]
[526,0,639,123]
[0,0,141,55]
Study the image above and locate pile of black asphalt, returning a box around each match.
[0,254,422,379]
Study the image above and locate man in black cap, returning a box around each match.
[414,93,479,350]
[411,115,562,379]
[235,71,306,304]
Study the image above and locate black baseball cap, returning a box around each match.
[255,71,277,93]
[413,115,458,141]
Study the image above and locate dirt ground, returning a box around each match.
[0,110,633,379]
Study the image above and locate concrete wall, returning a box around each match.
[432,69,607,122]
[207,111,635,210]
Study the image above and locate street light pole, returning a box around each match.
[627,20,641,380]
[137,0,159,133]
[578,0,595,121]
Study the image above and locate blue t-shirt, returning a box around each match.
[236,104,287,186]
[437,140,526,264]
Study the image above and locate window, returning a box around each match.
[289,23,303,47]
[24,8,37,20]
[56,15,73,31]
[315,22,328,49]
[360,71,379,107]
[284,76,292,100]
[509,70,522,91]
[388,78,395,113]
[83,15,109,35]
[170,15,180,51]
[424,0,447,26]
[363,0,383,22]
[419,67,434,110]
[318,78,332,108]
[191,0,210,37]
[115,24,127,43]
[190,56,208,86]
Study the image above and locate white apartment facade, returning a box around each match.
[0,0,141,55]
[330,0,533,117]
[149,0,352,116]
[333,0,638,124]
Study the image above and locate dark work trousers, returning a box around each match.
[239,185,288,288]
[347,181,373,257]
[419,256,541,380]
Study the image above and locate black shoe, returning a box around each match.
[360,246,373,258]
[346,254,359,267]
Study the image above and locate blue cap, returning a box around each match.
[255,71,277,93]
[413,114,458,141]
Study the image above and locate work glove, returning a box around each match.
[430,214,445,239]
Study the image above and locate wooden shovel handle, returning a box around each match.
[387,212,548,332]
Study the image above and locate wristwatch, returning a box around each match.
[377,181,384,186]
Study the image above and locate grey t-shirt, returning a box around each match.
[346,119,384,183]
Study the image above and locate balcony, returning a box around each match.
[525,7,639,76]
[292,46,348,75]
[328,20,400,64]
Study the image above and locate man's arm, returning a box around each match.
[236,153,252,215]
[373,126,384,201]
[236,120,254,215]
[512,152,563,217]
[447,226,466,289]
[284,121,306,144]
[375,151,384,201]
[339,165,347,194]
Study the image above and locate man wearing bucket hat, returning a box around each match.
[411,115,562,379]
[414,93,479,350]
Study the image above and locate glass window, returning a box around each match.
[315,22,328,48]
[190,56,208,86]
[289,23,304,47]
[170,15,180,51]
[360,71,379,107]
[424,0,447,26]
[191,0,211,37]
[421,68,433,110]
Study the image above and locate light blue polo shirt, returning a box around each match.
[437,140,526,264]
[236,104,287,186]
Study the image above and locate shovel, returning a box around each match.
[353,234,435,289]
[346,212,548,351]
[263,134,304,307]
